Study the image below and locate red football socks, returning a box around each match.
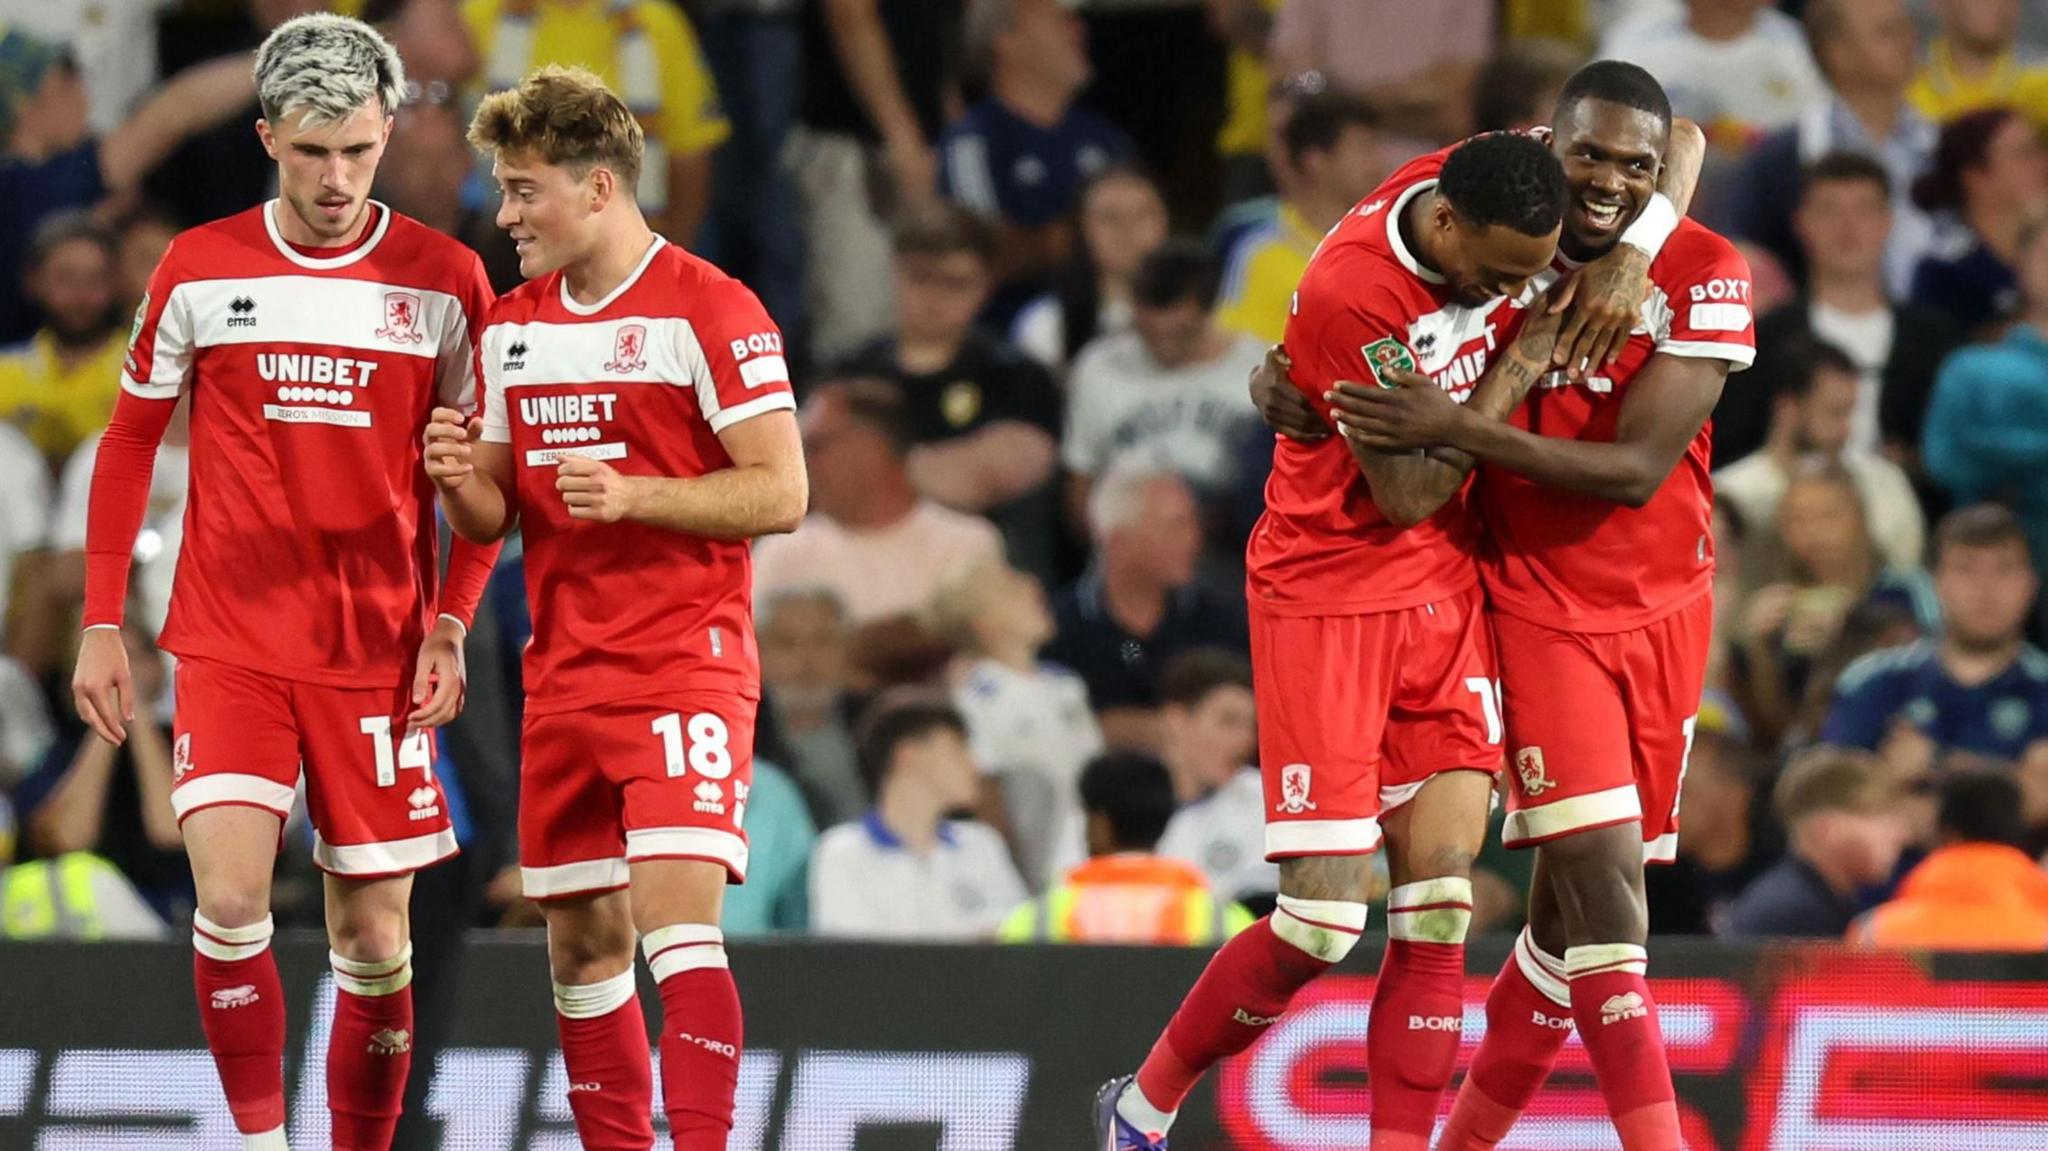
[555,969,656,1150]
[192,913,288,1138]
[646,925,743,1151]
[327,946,416,1151]
[1566,944,1680,1151]
[1439,929,1575,1150]
[1367,878,1473,1150]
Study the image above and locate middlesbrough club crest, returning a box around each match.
[605,324,649,373]
[1275,763,1317,814]
[376,292,425,344]
[1515,746,1556,797]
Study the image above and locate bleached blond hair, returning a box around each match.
[254,14,406,127]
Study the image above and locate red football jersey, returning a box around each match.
[115,202,494,686]
[480,238,796,714]
[1478,219,1755,632]
[1247,147,1530,615]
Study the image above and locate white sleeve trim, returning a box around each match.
[435,612,469,636]
[120,374,181,400]
[706,391,797,434]
[1657,340,1756,368]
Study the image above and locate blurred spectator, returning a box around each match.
[1207,0,1282,206]
[1726,746,1911,938]
[46,397,187,643]
[0,418,47,647]
[12,621,189,921]
[1062,239,1264,524]
[837,202,1063,581]
[0,649,52,786]
[1726,0,1934,298]
[1,32,253,342]
[377,85,510,274]
[1821,505,2046,773]
[809,692,1025,938]
[1851,769,2048,950]
[939,0,1131,310]
[795,0,962,362]
[365,0,479,87]
[718,760,817,937]
[998,750,1252,944]
[938,559,1103,892]
[1269,0,1491,166]
[0,849,168,938]
[1645,716,1776,935]
[1011,164,1169,375]
[1471,37,1586,134]
[1909,107,2048,335]
[754,382,1004,627]
[1045,463,1248,752]
[1215,92,1382,345]
[1715,340,1925,570]
[1723,153,1959,469]
[0,212,124,464]
[113,205,177,316]
[696,0,804,330]
[1599,0,1822,156]
[0,0,166,134]
[1153,649,1273,903]
[756,587,866,829]
[460,0,728,245]
[1922,214,2048,574]
[1738,460,1937,746]
[1909,0,2048,132]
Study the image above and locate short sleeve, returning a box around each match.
[1817,661,1894,750]
[647,2,732,155]
[686,280,795,434]
[939,122,1002,218]
[1650,234,1757,370]
[479,324,511,445]
[1059,354,1112,474]
[437,253,496,410]
[122,241,194,400]
[1282,255,1417,413]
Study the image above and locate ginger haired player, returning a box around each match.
[70,15,502,1151]
[1256,61,1743,1151]
[426,66,805,1151]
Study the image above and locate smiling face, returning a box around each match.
[492,148,607,280]
[1431,204,1561,308]
[258,100,391,243]
[1552,97,1667,261]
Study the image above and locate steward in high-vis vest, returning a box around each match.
[0,851,169,940]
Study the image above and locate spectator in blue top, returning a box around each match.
[1923,214,2048,578]
[1908,107,2048,338]
[939,0,1132,323]
[1822,505,2048,777]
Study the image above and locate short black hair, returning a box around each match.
[818,378,914,458]
[1158,648,1253,710]
[893,198,998,267]
[1437,132,1569,238]
[1132,237,1221,311]
[1770,337,1861,403]
[1801,150,1891,202]
[1936,769,2028,849]
[854,689,968,795]
[1555,59,1673,132]
[1282,91,1377,167]
[1078,752,1178,852]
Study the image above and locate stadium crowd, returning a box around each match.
[2,0,2048,957]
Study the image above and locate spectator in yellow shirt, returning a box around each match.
[0,214,127,467]
[1215,92,1383,345]
[1909,0,2048,132]
[1208,0,1285,206]
[461,0,730,243]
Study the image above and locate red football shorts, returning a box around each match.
[1251,583,1504,860]
[1496,592,1714,863]
[169,655,458,877]
[518,689,756,900]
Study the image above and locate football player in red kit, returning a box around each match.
[69,16,501,1151]
[1265,63,1743,1151]
[1095,132,1572,1151]
[425,68,805,1151]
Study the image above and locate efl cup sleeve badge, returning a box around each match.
[1515,746,1556,797]
[1276,763,1318,814]
[173,733,192,781]
[376,292,426,344]
[1362,337,1417,389]
[605,324,649,374]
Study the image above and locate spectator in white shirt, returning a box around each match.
[1716,339,1926,570]
[1600,0,1824,155]
[753,381,1005,627]
[1061,238,1265,528]
[47,397,190,640]
[0,421,49,650]
[809,692,1026,938]
[1152,649,1273,903]
[937,558,1104,891]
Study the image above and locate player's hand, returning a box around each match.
[1325,370,1465,451]
[556,455,641,523]
[1248,345,1330,442]
[407,616,468,733]
[73,627,135,746]
[1552,242,1651,380]
[424,406,481,491]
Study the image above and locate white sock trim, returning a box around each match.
[330,944,414,997]
[1513,928,1573,1009]
[643,923,727,982]
[1270,895,1368,963]
[1385,877,1473,943]
[243,1125,289,1151]
[553,968,639,1020]
[194,913,274,962]
[1563,942,1649,979]
[1115,1080,1177,1137]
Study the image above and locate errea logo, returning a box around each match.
[503,340,528,372]
[226,297,258,328]
[408,786,441,822]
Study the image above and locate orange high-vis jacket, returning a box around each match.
[999,854,1254,945]
[1851,843,2048,952]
